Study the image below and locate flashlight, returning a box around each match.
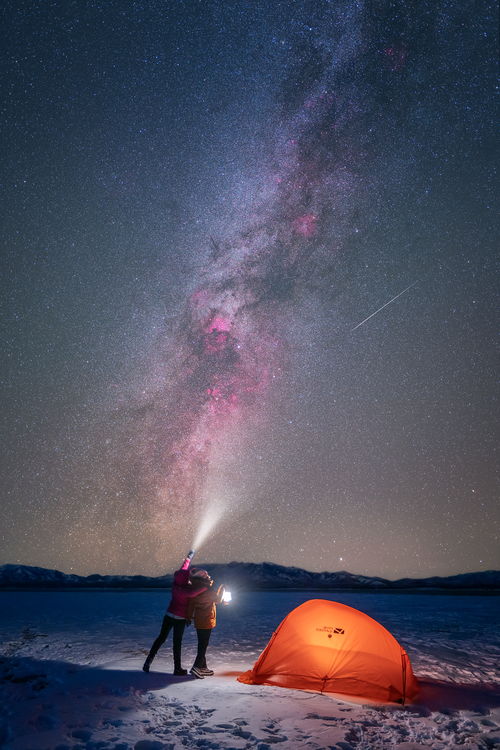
[187,549,195,561]
[222,590,232,603]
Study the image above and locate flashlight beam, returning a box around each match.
[352,281,418,331]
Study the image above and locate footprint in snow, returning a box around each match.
[262,725,284,735]
[198,725,225,733]
[232,727,256,740]
[134,741,169,750]
[173,706,187,715]
[70,729,92,741]
[265,734,288,745]
[106,718,125,727]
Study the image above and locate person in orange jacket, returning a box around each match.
[186,568,225,679]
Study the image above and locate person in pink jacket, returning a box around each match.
[143,550,205,674]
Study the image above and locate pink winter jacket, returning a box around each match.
[166,557,206,618]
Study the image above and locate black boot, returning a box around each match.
[173,666,188,676]
[143,655,153,672]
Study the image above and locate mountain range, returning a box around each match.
[0,563,499,589]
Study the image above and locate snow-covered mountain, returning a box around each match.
[204,562,390,589]
[392,570,500,588]
[0,564,172,588]
[1,562,499,589]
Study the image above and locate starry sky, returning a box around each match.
[1,0,498,579]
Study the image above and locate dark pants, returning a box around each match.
[146,615,186,668]
[193,628,212,669]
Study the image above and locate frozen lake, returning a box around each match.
[1,589,499,683]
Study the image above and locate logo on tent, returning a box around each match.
[316,625,345,635]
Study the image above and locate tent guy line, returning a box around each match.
[352,281,419,331]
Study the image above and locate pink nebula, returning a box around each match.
[292,213,318,237]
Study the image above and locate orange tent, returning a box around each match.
[238,599,419,704]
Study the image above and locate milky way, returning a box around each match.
[126,7,387,520]
[127,0,481,523]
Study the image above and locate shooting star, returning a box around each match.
[352,281,418,331]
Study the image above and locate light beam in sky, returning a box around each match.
[352,282,418,331]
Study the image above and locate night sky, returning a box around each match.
[1,0,498,579]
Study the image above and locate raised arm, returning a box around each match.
[173,551,196,585]
[180,549,195,571]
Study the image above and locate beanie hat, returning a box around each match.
[190,568,211,580]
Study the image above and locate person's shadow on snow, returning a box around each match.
[2,655,196,692]
[1,654,198,746]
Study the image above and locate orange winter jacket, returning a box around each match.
[186,584,224,629]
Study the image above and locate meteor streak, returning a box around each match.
[352,282,418,331]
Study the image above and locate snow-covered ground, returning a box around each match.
[1,590,499,749]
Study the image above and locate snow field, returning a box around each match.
[1,591,499,749]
